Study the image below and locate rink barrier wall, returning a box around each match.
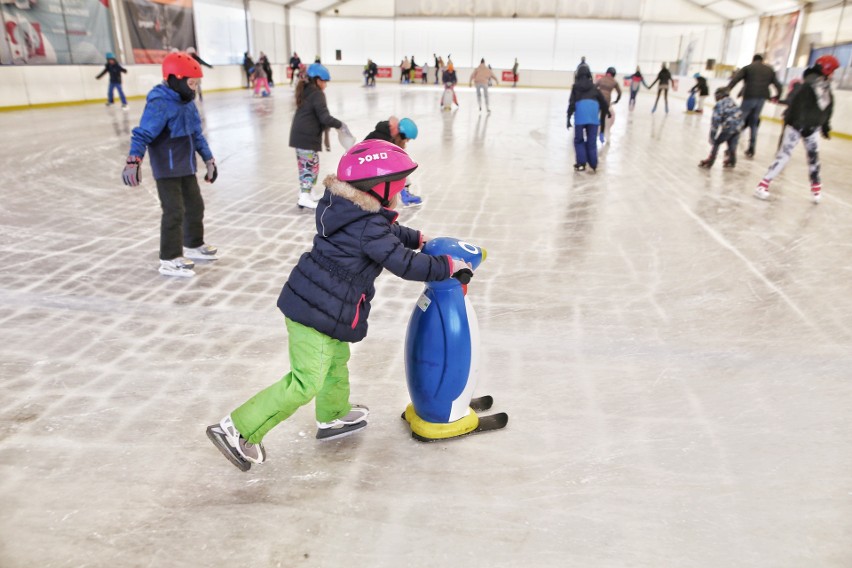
[1,64,850,139]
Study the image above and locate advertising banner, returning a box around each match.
[755,11,800,79]
[122,0,196,63]
[1,0,113,64]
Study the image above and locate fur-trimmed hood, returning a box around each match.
[323,175,381,212]
[318,175,399,239]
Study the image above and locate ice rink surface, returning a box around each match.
[1,82,851,568]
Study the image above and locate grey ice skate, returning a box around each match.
[316,404,369,440]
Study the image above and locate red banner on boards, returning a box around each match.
[376,67,392,78]
[501,70,516,82]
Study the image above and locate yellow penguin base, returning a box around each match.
[403,403,479,440]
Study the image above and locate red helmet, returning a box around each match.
[337,140,417,205]
[162,52,203,80]
[815,54,840,77]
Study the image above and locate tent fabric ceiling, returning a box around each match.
[286,0,817,21]
[685,0,813,19]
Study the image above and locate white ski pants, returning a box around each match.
[763,125,821,185]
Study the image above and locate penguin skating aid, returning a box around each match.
[401,237,508,441]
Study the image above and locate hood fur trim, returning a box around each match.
[323,175,381,212]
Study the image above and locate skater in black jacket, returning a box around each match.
[95,52,128,109]
[648,63,673,113]
[754,56,838,204]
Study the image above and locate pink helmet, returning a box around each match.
[337,139,418,206]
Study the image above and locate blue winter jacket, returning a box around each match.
[278,176,453,343]
[567,73,609,126]
[129,83,213,180]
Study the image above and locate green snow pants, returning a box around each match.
[231,318,352,444]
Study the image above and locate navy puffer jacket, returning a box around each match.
[278,176,453,342]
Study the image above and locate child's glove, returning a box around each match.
[449,257,473,284]
[338,123,356,150]
[821,124,831,140]
[566,119,572,129]
[122,156,142,186]
[204,158,218,183]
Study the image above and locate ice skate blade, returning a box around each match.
[402,404,508,442]
[469,395,493,412]
[183,249,219,261]
[315,420,368,440]
[159,267,195,278]
[410,412,509,443]
[206,425,251,472]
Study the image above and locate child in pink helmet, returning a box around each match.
[206,140,472,471]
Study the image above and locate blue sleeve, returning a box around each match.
[129,99,168,158]
[190,105,213,162]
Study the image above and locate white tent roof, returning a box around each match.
[304,0,819,21]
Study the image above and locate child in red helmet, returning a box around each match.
[754,55,837,204]
[206,140,472,471]
[122,52,219,277]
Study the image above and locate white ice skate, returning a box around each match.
[183,243,218,261]
[754,180,770,201]
[159,257,195,278]
[206,415,266,472]
[811,184,822,204]
[298,192,318,209]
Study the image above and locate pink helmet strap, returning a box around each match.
[368,182,392,207]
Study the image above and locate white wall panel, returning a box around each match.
[290,8,319,63]
[472,19,556,71]
[250,1,285,24]
[194,0,249,65]
[803,5,852,45]
[320,18,395,66]
[729,18,760,68]
[638,23,725,74]
[555,20,640,74]
[394,18,474,69]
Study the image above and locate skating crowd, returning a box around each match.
[116,47,841,471]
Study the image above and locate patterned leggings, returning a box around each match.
[763,125,821,185]
[296,149,320,193]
